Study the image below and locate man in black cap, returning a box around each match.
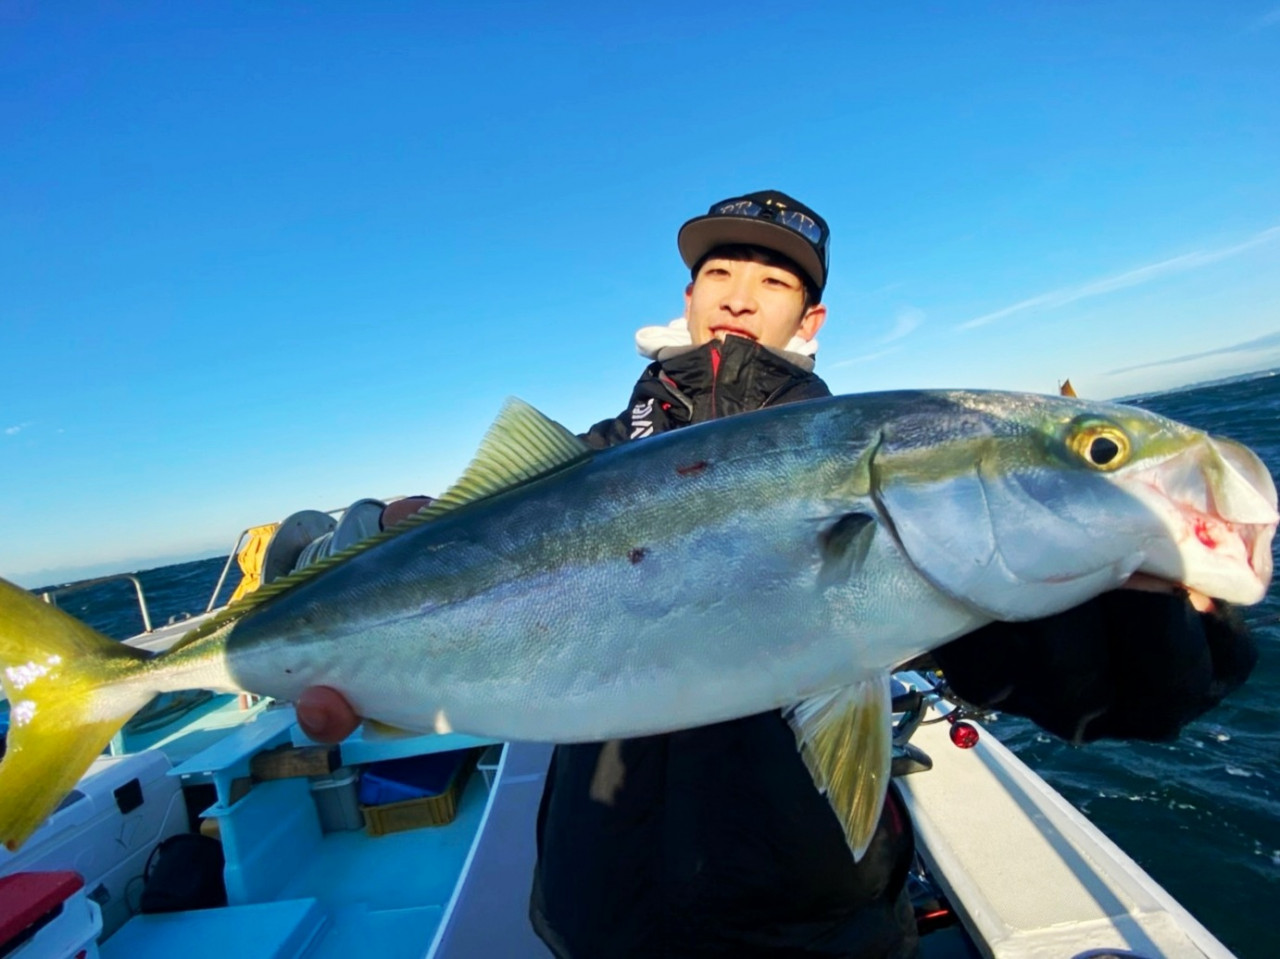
[297,190,1255,958]
[527,190,928,957]
[525,190,1254,958]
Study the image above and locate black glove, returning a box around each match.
[930,590,1257,744]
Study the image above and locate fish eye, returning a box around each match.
[1067,421,1131,471]
[1090,436,1120,464]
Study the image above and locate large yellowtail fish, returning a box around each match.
[1,392,1275,857]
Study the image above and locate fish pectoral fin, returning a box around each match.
[817,512,877,588]
[784,674,892,862]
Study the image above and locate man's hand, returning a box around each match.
[1123,573,1216,613]
[295,686,361,744]
[291,494,433,745]
[932,589,1257,744]
[380,496,435,530]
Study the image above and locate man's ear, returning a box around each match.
[683,282,694,318]
[798,303,827,341]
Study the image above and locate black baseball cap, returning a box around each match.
[677,190,830,298]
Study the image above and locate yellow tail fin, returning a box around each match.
[0,577,156,850]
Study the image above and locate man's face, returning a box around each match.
[684,257,827,350]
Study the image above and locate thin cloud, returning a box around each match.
[881,307,924,344]
[4,423,31,436]
[958,225,1280,331]
[1248,6,1280,30]
[829,347,900,370]
[1104,330,1280,376]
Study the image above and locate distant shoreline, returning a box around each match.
[1114,366,1279,403]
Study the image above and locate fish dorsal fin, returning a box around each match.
[409,397,592,522]
[168,398,591,654]
[784,674,892,861]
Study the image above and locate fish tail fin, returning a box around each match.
[0,577,155,850]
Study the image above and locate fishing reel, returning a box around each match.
[890,680,933,777]
[890,674,994,777]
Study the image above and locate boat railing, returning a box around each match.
[202,510,346,612]
[40,573,154,634]
[206,528,255,613]
[205,497,405,612]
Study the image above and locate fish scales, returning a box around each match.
[219,397,977,740]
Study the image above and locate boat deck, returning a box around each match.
[896,672,1234,959]
[101,763,496,959]
[8,654,1238,958]
[432,742,554,958]
[101,707,511,959]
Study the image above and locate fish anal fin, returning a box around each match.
[818,512,876,588]
[784,674,892,862]
[361,719,422,740]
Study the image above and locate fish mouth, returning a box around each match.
[1135,485,1276,583]
[1121,436,1278,603]
[1183,510,1275,588]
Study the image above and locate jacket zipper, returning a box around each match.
[710,344,721,418]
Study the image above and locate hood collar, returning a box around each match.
[635,318,818,370]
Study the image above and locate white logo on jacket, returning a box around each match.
[630,398,655,439]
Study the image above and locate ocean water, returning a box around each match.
[29,371,1280,957]
[993,371,1280,959]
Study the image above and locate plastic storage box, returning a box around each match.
[359,749,476,836]
[309,766,363,832]
[0,870,102,959]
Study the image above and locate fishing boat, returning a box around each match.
[0,499,1243,959]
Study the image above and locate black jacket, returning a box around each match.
[530,336,1257,958]
[578,337,832,448]
[531,338,918,959]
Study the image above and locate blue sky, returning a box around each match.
[2,2,1279,586]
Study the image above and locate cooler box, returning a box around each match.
[358,749,475,835]
[0,751,186,940]
[0,870,102,959]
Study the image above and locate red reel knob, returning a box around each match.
[949,720,979,749]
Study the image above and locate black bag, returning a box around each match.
[139,833,228,913]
